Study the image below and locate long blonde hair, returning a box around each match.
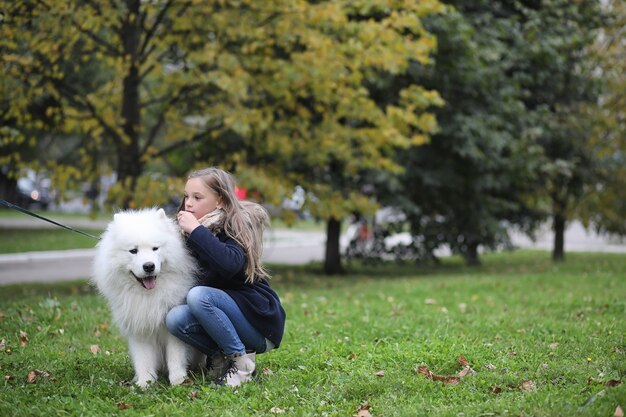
[184,167,270,283]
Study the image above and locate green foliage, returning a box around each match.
[0,252,625,416]
[384,1,546,265]
[0,0,444,219]
[511,0,606,259]
[579,0,626,236]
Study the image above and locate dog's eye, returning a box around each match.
[129,248,138,254]
[152,247,159,251]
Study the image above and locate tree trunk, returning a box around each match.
[324,216,344,275]
[552,212,566,261]
[464,242,481,266]
[117,0,143,208]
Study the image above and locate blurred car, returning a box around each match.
[16,172,53,210]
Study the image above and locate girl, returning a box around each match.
[166,167,286,387]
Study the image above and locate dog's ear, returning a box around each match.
[157,208,167,218]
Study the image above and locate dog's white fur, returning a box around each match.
[92,208,204,388]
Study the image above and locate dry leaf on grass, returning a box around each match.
[417,355,476,385]
[606,379,622,388]
[19,331,29,347]
[353,402,372,417]
[27,369,51,384]
[520,380,537,391]
[0,338,6,351]
[615,405,624,417]
[270,406,286,414]
[90,344,101,355]
[262,368,274,375]
[458,366,475,377]
[417,366,462,385]
[375,370,385,377]
[117,402,130,410]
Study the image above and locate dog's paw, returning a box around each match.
[135,377,156,389]
[169,371,188,386]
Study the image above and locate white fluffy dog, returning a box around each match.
[92,208,204,388]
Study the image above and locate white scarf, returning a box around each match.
[180,209,224,237]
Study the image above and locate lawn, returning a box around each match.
[0,251,624,416]
[0,210,324,254]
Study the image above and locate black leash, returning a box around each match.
[0,199,101,240]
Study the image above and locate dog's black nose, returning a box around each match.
[143,262,155,273]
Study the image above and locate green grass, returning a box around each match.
[1,251,624,416]
[0,214,322,254]
[0,229,103,253]
[0,207,111,221]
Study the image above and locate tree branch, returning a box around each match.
[34,0,122,57]
[50,77,124,146]
[139,0,179,61]
[154,121,223,158]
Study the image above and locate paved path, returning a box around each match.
[0,217,326,284]
[0,217,624,285]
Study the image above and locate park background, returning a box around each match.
[0,1,625,416]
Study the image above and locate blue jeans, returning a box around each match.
[166,286,268,358]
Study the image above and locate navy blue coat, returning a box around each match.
[186,226,286,348]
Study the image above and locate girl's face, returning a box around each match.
[183,177,222,220]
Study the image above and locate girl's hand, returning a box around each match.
[177,210,200,234]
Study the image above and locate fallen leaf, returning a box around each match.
[19,331,29,347]
[5,375,14,381]
[417,366,432,378]
[458,355,469,367]
[375,370,385,377]
[270,406,285,414]
[26,369,50,384]
[606,380,622,388]
[485,363,496,370]
[90,345,101,355]
[27,371,38,384]
[117,401,130,410]
[548,342,560,350]
[425,298,437,305]
[262,368,273,375]
[458,303,467,314]
[0,338,6,351]
[353,402,372,417]
[520,380,536,392]
[458,366,476,377]
[347,353,357,360]
[99,322,109,331]
[189,391,199,400]
[444,376,461,385]
[490,386,502,394]
[615,405,624,417]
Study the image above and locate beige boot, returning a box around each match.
[221,352,256,387]
[206,351,229,381]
